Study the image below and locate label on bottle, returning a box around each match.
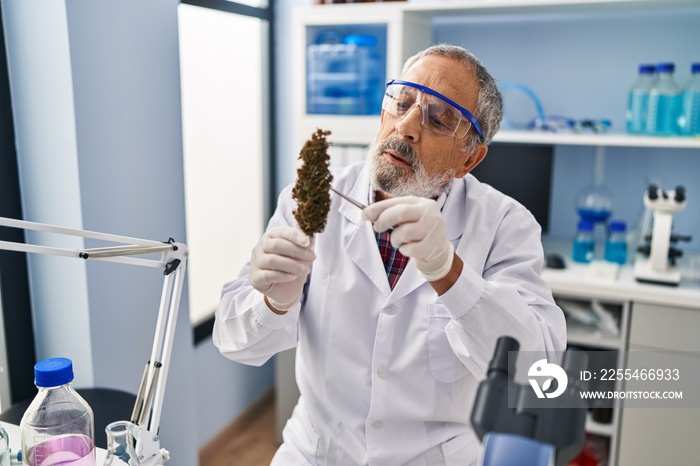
[627,90,649,134]
[647,93,682,135]
[679,91,700,135]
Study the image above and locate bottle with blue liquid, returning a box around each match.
[646,62,681,136]
[679,62,700,136]
[573,220,595,264]
[605,220,628,265]
[626,64,656,134]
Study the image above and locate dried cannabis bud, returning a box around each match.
[292,129,333,236]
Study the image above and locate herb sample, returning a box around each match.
[292,129,333,236]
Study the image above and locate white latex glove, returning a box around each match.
[363,196,454,281]
[249,226,316,311]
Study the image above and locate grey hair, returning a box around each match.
[401,44,503,152]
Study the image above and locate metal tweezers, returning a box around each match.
[330,186,367,210]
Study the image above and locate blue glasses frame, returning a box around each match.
[385,79,484,141]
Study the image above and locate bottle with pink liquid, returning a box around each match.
[20,358,96,466]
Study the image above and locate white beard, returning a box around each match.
[367,138,455,199]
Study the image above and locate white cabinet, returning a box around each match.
[617,302,700,466]
[544,258,700,465]
[291,4,431,150]
[629,302,700,352]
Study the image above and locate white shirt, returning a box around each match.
[214,162,567,465]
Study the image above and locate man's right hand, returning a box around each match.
[249,226,316,312]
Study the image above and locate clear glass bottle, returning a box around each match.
[679,62,700,136]
[646,62,682,136]
[626,64,656,134]
[104,421,140,466]
[605,220,628,265]
[0,425,9,466]
[20,358,96,466]
[573,220,595,264]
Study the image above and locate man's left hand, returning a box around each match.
[363,196,454,281]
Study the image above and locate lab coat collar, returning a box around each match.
[442,176,467,243]
[339,167,392,296]
[337,166,468,303]
[337,167,370,226]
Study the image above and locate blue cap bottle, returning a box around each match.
[20,358,96,466]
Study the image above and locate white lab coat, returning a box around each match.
[214,161,567,466]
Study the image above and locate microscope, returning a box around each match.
[471,336,589,466]
[634,184,692,286]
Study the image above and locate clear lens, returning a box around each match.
[382,83,472,138]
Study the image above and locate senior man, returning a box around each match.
[214,43,566,466]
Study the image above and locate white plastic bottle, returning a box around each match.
[626,64,656,134]
[679,62,700,136]
[20,358,96,466]
[646,62,682,136]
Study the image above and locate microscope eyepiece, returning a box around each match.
[488,336,520,378]
[675,186,686,202]
[647,184,659,200]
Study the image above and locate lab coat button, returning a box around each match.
[371,420,384,429]
[377,367,389,378]
[383,305,395,315]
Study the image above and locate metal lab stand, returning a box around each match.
[0,216,187,466]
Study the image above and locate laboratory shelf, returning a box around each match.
[542,261,700,310]
[301,119,700,149]
[313,0,700,16]
[566,324,622,351]
[493,130,700,149]
[402,0,699,16]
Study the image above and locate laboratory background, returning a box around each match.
[0,0,699,465]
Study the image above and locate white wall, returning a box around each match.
[3,0,278,460]
[194,339,274,445]
[178,4,266,326]
[178,3,275,448]
[3,0,198,462]
[274,0,313,192]
[2,0,94,387]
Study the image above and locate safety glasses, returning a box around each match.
[382,79,483,141]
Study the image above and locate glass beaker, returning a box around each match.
[575,146,613,250]
[104,421,140,466]
[576,182,612,224]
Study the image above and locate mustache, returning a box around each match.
[376,137,418,169]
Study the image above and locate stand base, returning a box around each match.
[634,258,681,286]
